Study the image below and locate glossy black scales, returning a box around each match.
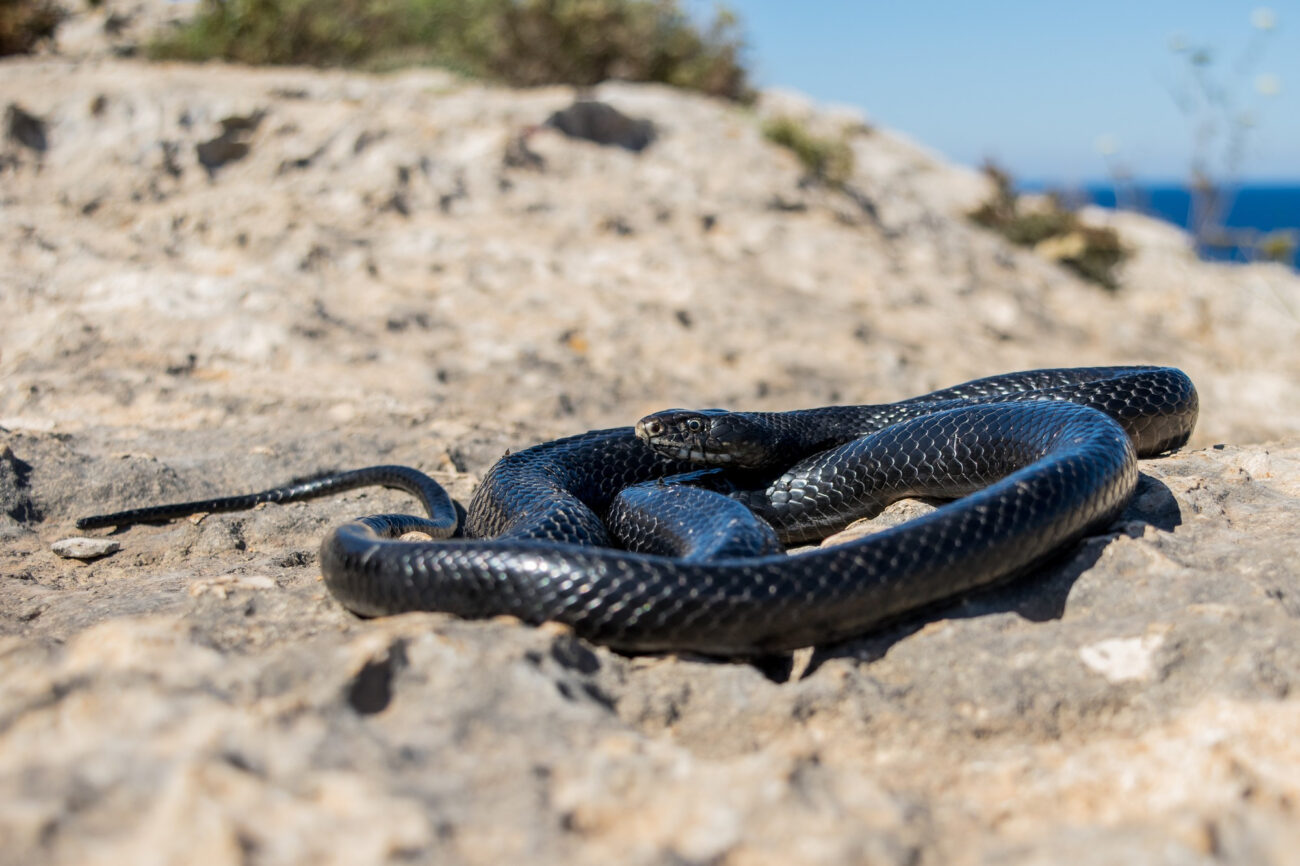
[79,366,1199,655]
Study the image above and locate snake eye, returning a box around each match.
[686,418,702,432]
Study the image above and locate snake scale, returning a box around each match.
[79,366,1198,655]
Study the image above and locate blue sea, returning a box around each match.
[1024,183,1300,269]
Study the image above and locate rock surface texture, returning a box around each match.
[3,27,1300,866]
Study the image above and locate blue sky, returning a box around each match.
[717,1,1299,183]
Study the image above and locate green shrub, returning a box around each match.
[994,208,1076,247]
[0,0,64,55]
[484,0,749,98]
[1061,225,1126,289]
[761,115,854,187]
[1255,230,1297,265]
[150,0,469,68]
[969,164,1128,290]
[149,0,752,101]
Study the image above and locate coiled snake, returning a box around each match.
[79,366,1197,655]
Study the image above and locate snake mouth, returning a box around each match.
[635,416,735,464]
[667,447,732,463]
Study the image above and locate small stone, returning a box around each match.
[196,111,264,175]
[195,134,250,173]
[546,101,656,152]
[5,104,47,152]
[52,537,121,560]
[1079,633,1166,683]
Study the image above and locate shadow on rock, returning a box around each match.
[1,443,42,523]
[795,473,1184,680]
[1121,471,1183,532]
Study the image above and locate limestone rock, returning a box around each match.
[50,536,120,559]
[3,434,1299,865]
[2,49,1300,866]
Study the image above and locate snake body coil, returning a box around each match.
[80,366,1198,655]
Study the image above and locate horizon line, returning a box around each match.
[1016,177,1300,189]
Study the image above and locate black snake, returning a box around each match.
[78,366,1198,655]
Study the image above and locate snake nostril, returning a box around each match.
[646,421,662,436]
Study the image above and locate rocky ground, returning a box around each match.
[3,10,1300,864]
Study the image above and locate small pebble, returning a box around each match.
[52,537,121,560]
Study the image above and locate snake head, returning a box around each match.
[635,409,775,468]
